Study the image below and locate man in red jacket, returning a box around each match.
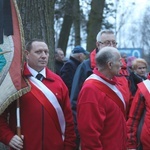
[0,39,76,150]
[77,47,127,150]
[127,74,150,150]
[71,30,131,149]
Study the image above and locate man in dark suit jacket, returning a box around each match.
[60,46,89,95]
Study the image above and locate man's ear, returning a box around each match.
[96,42,100,48]
[108,61,112,69]
[24,50,29,60]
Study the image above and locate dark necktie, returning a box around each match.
[36,73,43,81]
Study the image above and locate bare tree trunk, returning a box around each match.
[17,0,55,70]
[87,0,105,51]
[57,0,74,54]
[73,0,81,46]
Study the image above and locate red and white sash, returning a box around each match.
[138,79,150,101]
[85,74,126,116]
[29,76,66,140]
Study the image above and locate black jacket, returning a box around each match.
[70,56,94,148]
[60,56,81,95]
[55,60,64,76]
[129,72,147,96]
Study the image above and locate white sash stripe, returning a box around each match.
[86,74,126,109]
[29,76,66,140]
[143,79,150,93]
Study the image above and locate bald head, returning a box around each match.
[95,47,122,78]
[96,47,119,66]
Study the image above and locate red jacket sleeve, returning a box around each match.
[61,83,76,150]
[127,89,145,149]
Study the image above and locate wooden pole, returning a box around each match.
[0,51,11,55]
[16,98,21,137]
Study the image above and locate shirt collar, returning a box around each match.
[27,63,46,78]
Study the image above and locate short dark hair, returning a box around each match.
[25,39,45,51]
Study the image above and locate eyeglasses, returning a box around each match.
[99,41,117,46]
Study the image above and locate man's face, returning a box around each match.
[56,50,64,62]
[96,33,117,50]
[110,52,122,76]
[25,41,49,72]
[79,53,86,62]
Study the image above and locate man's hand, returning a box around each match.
[9,135,24,150]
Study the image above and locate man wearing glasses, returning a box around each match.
[70,30,130,150]
[98,40,118,46]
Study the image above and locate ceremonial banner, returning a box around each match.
[0,0,30,114]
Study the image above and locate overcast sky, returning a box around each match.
[66,0,149,57]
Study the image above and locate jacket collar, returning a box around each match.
[70,56,81,65]
[23,63,54,81]
[93,68,117,85]
[90,48,97,69]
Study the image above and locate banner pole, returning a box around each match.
[16,98,21,137]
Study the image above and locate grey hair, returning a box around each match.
[96,30,114,42]
[55,48,63,55]
[95,47,118,68]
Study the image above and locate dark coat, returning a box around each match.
[70,49,97,148]
[128,72,147,96]
[60,56,81,95]
[55,60,64,76]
